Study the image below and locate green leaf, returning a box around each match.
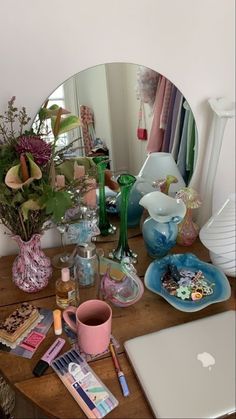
[0,194,9,204]
[11,191,24,205]
[0,186,12,204]
[43,190,73,222]
[38,108,49,121]
[49,104,61,111]
[0,145,18,182]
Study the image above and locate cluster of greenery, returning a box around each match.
[0,97,86,241]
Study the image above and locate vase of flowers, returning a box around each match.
[0,97,88,292]
[12,234,52,293]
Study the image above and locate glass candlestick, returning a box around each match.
[52,220,74,269]
[110,173,137,262]
[67,205,100,245]
[93,156,116,236]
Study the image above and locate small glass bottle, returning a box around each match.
[74,243,99,290]
[56,267,76,309]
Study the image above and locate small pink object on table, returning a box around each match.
[56,175,65,188]
[74,162,85,179]
[83,178,97,207]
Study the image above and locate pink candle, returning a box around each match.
[83,178,97,207]
[56,175,65,188]
[74,162,85,179]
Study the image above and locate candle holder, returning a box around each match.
[67,205,100,245]
[51,219,74,269]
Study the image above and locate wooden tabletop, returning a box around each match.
[0,236,235,419]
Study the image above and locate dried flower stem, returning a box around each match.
[18,209,28,241]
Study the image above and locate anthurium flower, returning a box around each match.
[51,114,81,137]
[5,154,42,189]
[38,104,70,121]
[21,199,43,221]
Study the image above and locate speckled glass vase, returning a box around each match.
[177,208,199,246]
[12,234,52,293]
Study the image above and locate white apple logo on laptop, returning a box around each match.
[197,352,216,370]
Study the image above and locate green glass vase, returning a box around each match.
[93,156,116,236]
[110,173,137,262]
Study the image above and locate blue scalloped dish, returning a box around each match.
[144,253,231,312]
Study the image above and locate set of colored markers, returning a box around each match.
[51,348,119,418]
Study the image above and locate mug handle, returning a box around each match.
[62,306,77,333]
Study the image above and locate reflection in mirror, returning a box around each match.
[34,63,198,187]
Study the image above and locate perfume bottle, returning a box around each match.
[56,267,76,309]
[74,243,99,289]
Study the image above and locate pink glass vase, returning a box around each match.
[177,208,199,246]
[12,234,52,293]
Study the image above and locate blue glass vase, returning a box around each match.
[139,191,186,259]
[142,217,179,258]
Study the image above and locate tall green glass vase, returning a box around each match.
[110,173,137,262]
[93,156,116,236]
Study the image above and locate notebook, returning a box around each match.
[124,310,236,418]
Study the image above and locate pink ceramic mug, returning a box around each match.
[63,299,112,355]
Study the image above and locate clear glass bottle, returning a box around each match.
[74,243,99,293]
[56,267,76,309]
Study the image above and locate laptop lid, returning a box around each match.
[124,310,236,418]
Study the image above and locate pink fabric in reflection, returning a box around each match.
[146,75,166,153]
[160,79,173,129]
[80,105,94,154]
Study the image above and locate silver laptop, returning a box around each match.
[124,310,236,418]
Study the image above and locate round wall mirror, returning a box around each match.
[34,62,198,186]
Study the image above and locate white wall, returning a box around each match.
[0,0,234,255]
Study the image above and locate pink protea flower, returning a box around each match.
[16,135,52,165]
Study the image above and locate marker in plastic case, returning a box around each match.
[51,348,119,418]
[33,337,65,377]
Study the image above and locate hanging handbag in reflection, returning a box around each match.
[137,100,148,140]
